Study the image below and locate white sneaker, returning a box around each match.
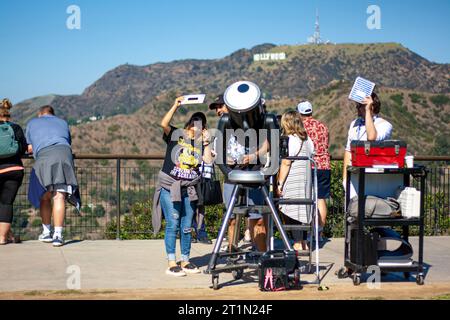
[52,235,64,247]
[38,233,53,243]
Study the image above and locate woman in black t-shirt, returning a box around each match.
[0,99,27,245]
[159,96,213,277]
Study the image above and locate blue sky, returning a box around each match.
[0,0,449,103]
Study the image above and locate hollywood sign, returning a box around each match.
[253,52,286,62]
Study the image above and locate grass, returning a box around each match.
[88,290,118,294]
[351,296,385,300]
[24,290,44,296]
[432,293,450,300]
[53,290,84,295]
[22,290,117,297]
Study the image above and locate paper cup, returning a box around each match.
[405,155,414,168]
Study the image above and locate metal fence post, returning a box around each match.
[116,158,121,240]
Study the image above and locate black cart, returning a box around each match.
[343,165,427,286]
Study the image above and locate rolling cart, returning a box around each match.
[342,165,427,286]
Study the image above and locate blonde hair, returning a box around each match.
[0,98,13,119]
[281,110,307,141]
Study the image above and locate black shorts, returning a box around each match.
[312,169,331,199]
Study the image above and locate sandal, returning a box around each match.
[7,231,20,244]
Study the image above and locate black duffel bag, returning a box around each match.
[196,163,223,206]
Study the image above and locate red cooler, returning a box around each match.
[350,140,407,168]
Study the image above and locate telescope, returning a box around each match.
[206,81,296,285]
[215,81,279,178]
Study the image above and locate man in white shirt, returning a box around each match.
[342,92,393,184]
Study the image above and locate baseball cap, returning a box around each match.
[208,94,225,110]
[297,101,313,115]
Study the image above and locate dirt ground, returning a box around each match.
[1,282,450,300]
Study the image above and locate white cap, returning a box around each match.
[297,101,313,115]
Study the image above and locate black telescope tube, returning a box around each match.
[217,114,232,177]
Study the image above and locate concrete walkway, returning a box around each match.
[0,237,449,292]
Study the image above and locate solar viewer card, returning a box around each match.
[349,77,375,103]
[181,94,206,105]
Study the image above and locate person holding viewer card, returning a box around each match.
[342,92,393,194]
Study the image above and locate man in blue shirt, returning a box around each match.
[26,105,77,247]
[26,108,71,157]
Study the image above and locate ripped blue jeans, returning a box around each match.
[160,187,196,262]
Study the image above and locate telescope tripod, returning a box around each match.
[205,181,295,289]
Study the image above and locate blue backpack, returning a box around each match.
[0,122,18,159]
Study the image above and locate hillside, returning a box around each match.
[69,81,450,157]
[13,43,450,126]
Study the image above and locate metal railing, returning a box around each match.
[10,155,450,240]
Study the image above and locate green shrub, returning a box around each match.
[108,124,121,133]
[323,161,345,238]
[82,205,92,214]
[93,205,106,218]
[105,200,165,239]
[131,146,140,154]
[434,135,450,156]
[430,95,450,107]
[420,192,450,236]
[31,218,42,228]
[390,94,404,106]
[204,204,225,239]
[409,93,424,104]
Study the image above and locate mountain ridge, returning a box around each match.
[13,42,450,125]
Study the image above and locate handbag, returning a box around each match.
[197,162,223,206]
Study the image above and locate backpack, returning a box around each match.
[0,122,19,159]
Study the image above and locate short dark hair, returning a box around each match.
[184,112,207,129]
[356,92,381,114]
[39,105,55,115]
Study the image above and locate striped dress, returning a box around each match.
[279,135,315,224]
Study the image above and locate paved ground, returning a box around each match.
[0,237,449,299]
